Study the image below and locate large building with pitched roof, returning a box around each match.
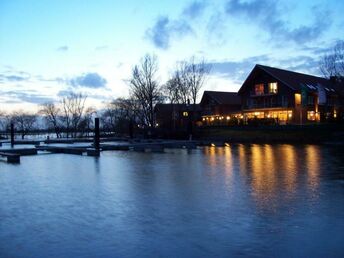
[237,64,341,124]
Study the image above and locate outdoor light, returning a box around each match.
[224,143,230,147]
[288,113,292,118]
[156,123,159,127]
[210,143,215,147]
[226,116,230,120]
[211,117,214,121]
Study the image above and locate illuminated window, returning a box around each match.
[268,82,278,94]
[183,112,188,117]
[307,111,316,121]
[295,94,301,105]
[255,84,264,95]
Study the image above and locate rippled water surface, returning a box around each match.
[1,144,344,258]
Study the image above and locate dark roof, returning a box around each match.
[200,91,241,105]
[239,64,337,94]
[154,103,201,113]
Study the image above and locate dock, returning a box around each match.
[1,137,233,164]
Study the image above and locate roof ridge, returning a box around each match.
[256,64,327,80]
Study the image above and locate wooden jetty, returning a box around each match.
[0,152,20,163]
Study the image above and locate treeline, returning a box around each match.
[0,54,210,139]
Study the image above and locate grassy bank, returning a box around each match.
[197,124,344,144]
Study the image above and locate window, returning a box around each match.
[307,96,314,105]
[268,82,278,94]
[183,111,188,117]
[295,94,301,105]
[307,111,316,121]
[281,96,288,107]
[255,84,264,95]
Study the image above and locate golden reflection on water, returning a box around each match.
[305,145,321,193]
[203,144,321,209]
[204,146,233,180]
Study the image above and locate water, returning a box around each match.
[0,144,343,258]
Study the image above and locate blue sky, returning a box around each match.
[0,0,343,111]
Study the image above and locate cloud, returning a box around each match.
[146,16,193,49]
[1,90,55,104]
[224,0,331,44]
[57,89,111,101]
[208,55,270,83]
[57,46,68,51]
[66,72,107,88]
[0,72,30,83]
[146,1,207,49]
[207,53,323,84]
[182,0,208,19]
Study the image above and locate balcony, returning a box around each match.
[244,102,289,110]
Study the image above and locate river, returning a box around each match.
[1,144,343,257]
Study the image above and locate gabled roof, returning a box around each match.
[238,64,337,94]
[200,91,241,105]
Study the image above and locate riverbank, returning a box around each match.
[197,124,344,144]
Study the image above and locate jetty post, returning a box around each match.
[94,117,100,150]
[88,117,100,157]
[10,123,14,148]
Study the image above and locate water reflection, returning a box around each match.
[204,144,322,211]
[305,145,321,195]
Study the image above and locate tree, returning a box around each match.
[40,102,62,138]
[129,54,163,128]
[320,40,344,81]
[185,56,211,105]
[164,62,190,105]
[101,98,139,137]
[78,106,97,137]
[11,110,37,139]
[61,93,87,138]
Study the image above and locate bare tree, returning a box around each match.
[185,56,211,105]
[164,62,190,105]
[129,54,162,128]
[40,102,62,138]
[11,110,37,139]
[320,40,344,81]
[61,93,87,138]
[101,98,139,137]
[79,106,97,137]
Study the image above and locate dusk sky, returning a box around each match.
[0,0,343,111]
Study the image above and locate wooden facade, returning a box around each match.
[238,65,342,125]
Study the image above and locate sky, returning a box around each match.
[0,0,343,112]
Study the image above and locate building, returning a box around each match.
[200,91,242,125]
[238,64,341,125]
[154,103,201,131]
[155,64,343,129]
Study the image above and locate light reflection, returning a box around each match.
[236,144,321,211]
[203,146,233,181]
[305,145,320,193]
[281,145,297,195]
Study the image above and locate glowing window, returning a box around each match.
[255,84,264,95]
[268,82,278,94]
[295,94,301,105]
[307,111,316,121]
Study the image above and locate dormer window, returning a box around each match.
[269,82,278,94]
[255,84,264,95]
